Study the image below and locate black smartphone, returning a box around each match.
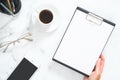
[7,58,38,80]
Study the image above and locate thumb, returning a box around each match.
[83,76,88,80]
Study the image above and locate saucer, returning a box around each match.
[31,3,60,33]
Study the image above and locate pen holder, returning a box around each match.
[0,0,21,15]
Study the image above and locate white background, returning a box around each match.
[0,0,120,80]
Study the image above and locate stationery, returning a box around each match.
[53,7,115,76]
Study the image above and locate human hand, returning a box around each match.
[84,54,105,80]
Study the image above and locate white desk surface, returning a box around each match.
[0,0,120,80]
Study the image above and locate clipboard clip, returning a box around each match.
[86,13,103,26]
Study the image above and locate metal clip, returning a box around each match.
[86,13,103,25]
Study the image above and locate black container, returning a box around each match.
[0,0,21,15]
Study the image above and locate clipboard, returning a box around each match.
[53,7,115,76]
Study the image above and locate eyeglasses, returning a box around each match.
[0,32,33,53]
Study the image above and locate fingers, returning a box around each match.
[99,54,105,73]
[95,54,105,74]
[100,54,105,62]
[83,76,88,80]
[95,58,101,73]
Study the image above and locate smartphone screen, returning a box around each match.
[7,58,38,80]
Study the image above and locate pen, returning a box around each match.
[0,2,14,16]
[7,0,13,12]
[11,0,15,12]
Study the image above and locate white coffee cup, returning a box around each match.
[31,4,59,33]
[32,8,54,32]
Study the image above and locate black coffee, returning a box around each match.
[39,10,53,24]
